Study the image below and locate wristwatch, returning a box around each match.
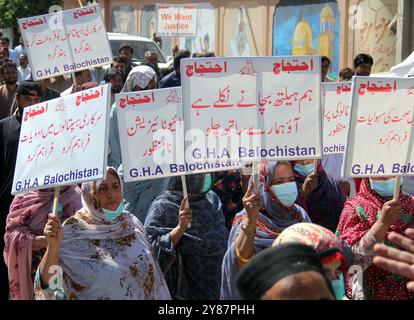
[241,220,256,234]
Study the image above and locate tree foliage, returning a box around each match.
[0,0,60,28]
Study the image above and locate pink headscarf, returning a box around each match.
[3,186,82,300]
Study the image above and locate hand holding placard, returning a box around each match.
[178,196,192,232]
[243,182,261,222]
[181,175,191,229]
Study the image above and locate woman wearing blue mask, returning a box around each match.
[273,223,350,300]
[35,167,171,300]
[292,160,345,232]
[144,173,229,300]
[336,176,414,300]
[220,161,311,300]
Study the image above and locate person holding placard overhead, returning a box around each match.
[291,160,345,232]
[144,173,229,300]
[60,70,92,96]
[108,65,165,223]
[35,167,170,300]
[336,177,414,300]
[4,186,82,300]
[221,161,311,300]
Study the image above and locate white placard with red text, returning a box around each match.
[12,84,111,194]
[156,4,197,37]
[116,87,241,182]
[181,56,322,164]
[342,77,414,178]
[322,82,351,155]
[19,4,113,80]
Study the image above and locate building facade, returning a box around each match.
[60,0,411,78]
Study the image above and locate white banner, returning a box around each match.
[342,77,414,178]
[181,56,322,164]
[117,87,240,182]
[322,82,351,155]
[12,84,111,194]
[156,4,197,37]
[19,4,113,80]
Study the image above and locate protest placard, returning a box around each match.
[12,84,111,194]
[156,4,197,37]
[322,82,351,155]
[116,87,241,182]
[181,56,322,164]
[19,4,113,80]
[342,77,414,178]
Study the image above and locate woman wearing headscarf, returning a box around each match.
[108,65,166,222]
[4,186,81,300]
[273,223,349,300]
[221,161,311,300]
[292,159,345,232]
[336,177,414,300]
[144,173,229,300]
[34,167,170,300]
[212,169,244,230]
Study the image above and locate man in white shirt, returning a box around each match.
[0,37,19,65]
[14,36,27,56]
[17,53,31,83]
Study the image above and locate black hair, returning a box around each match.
[1,60,16,70]
[74,69,90,78]
[339,67,353,77]
[113,56,128,64]
[321,55,331,65]
[106,69,123,81]
[118,44,134,55]
[174,50,191,71]
[192,52,205,58]
[354,53,374,68]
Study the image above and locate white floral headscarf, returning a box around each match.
[121,65,156,92]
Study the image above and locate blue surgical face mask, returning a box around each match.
[369,177,403,198]
[201,174,212,193]
[331,273,346,300]
[294,163,314,177]
[270,181,298,207]
[102,202,125,221]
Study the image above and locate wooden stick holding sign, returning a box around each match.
[181,175,191,229]
[52,187,60,217]
[393,176,401,200]
[252,161,259,194]
[71,72,78,92]
[313,160,318,174]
